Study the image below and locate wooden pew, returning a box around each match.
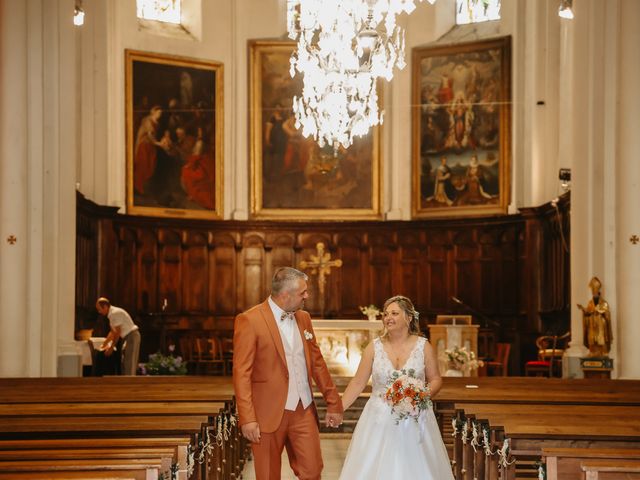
[581,459,640,479]
[429,377,640,479]
[0,401,225,417]
[0,446,177,466]
[0,458,164,480]
[0,414,210,434]
[0,377,245,480]
[0,376,235,403]
[453,404,640,480]
[543,447,640,480]
[0,436,192,472]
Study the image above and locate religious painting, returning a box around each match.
[412,37,511,218]
[125,50,223,219]
[249,40,382,220]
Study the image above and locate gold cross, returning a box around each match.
[299,242,342,317]
[6,235,16,245]
[631,235,639,245]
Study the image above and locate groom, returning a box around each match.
[233,267,343,480]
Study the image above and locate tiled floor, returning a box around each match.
[242,436,351,479]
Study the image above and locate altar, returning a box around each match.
[311,319,381,376]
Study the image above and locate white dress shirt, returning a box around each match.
[268,296,296,347]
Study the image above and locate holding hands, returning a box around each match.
[325,412,343,429]
[241,421,261,443]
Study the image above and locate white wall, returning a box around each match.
[615,0,640,379]
[71,0,640,379]
[77,0,566,220]
[0,0,78,377]
[2,0,639,377]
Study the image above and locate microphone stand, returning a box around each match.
[450,296,500,329]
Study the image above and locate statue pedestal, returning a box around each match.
[580,356,613,379]
[311,319,380,376]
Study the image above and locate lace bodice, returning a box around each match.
[371,336,427,397]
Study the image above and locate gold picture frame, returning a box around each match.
[412,37,511,218]
[125,49,223,219]
[249,40,382,220]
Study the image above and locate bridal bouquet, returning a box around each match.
[383,369,432,423]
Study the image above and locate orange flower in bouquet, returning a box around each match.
[383,368,432,424]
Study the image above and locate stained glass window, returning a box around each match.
[456,0,501,25]
[136,0,181,25]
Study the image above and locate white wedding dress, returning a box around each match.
[339,337,455,479]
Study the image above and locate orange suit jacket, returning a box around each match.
[233,300,343,433]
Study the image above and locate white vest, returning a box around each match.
[282,324,313,411]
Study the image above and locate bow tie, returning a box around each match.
[281,312,295,322]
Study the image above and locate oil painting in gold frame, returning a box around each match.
[249,40,382,220]
[126,49,223,219]
[412,37,511,218]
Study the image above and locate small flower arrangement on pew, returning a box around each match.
[359,304,381,322]
[140,352,187,375]
[383,368,432,424]
[441,345,483,372]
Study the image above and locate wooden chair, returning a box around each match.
[525,332,570,377]
[220,337,233,374]
[193,336,226,375]
[207,336,228,376]
[178,336,195,374]
[485,342,511,376]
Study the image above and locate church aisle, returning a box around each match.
[242,436,351,479]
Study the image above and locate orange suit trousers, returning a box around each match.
[251,401,322,480]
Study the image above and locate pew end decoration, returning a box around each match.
[141,352,188,375]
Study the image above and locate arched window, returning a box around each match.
[456,0,501,25]
[136,0,182,25]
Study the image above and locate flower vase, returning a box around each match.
[367,314,378,322]
[445,368,464,377]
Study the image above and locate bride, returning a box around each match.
[339,295,454,479]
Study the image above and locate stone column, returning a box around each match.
[616,0,640,379]
[0,0,29,377]
[563,0,640,379]
[0,0,79,377]
[561,0,589,377]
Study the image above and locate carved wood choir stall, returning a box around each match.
[75,192,570,375]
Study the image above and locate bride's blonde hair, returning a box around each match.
[380,295,421,338]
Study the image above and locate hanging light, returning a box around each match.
[73,2,85,26]
[558,0,574,19]
[287,0,433,151]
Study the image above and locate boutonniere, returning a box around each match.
[303,329,314,341]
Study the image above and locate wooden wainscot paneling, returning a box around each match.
[335,232,366,317]
[75,191,570,373]
[452,229,479,311]
[117,226,139,310]
[182,230,209,312]
[298,233,335,314]
[157,229,183,312]
[367,231,396,306]
[137,229,158,311]
[240,232,267,311]
[398,231,421,305]
[424,229,449,312]
[209,231,239,316]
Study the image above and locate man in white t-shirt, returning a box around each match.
[96,297,141,375]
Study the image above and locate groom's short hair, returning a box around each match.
[271,267,308,296]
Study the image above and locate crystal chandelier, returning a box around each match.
[287,0,434,151]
